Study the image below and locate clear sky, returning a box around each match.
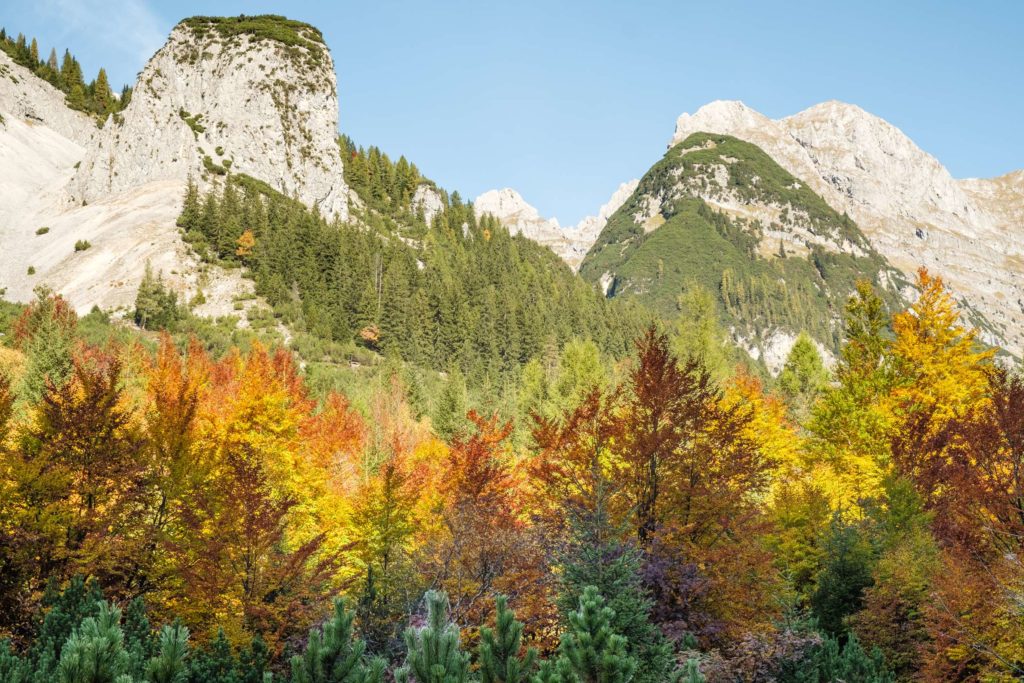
[5,0,1022,225]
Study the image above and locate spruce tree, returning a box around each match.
[177,178,201,233]
[433,369,468,441]
[556,587,636,683]
[557,494,669,683]
[394,591,470,683]
[92,68,112,115]
[290,598,385,683]
[778,332,829,424]
[478,596,537,683]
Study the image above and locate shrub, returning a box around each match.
[36,227,49,235]
[74,240,92,252]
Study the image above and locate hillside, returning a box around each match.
[580,132,910,370]
[670,99,1024,355]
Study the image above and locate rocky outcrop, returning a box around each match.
[474,180,639,270]
[669,100,1024,355]
[412,184,445,226]
[70,18,349,218]
[0,51,95,146]
[0,16,351,314]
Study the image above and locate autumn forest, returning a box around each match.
[0,261,1022,683]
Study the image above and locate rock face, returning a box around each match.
[474,180,638,270]
[0,51,95,146]
[670,100,1024,355]
[0,16,351,314]
[71,18,349,218]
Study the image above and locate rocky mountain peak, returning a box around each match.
[474,181,639,270]
[71,15,349,218]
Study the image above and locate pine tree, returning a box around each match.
[290,599,385,683]
[29,38,38,64]
[27,577,104,679]
[145,625,190,683]
[555,587,636,683]
[394,592,470,683]
[478,596,538,683]
[55,602,132,683]
[16,291,76,403]
[810,515,876,637]
[48,47,58,71]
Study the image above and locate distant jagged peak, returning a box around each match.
[474,180,639,270]
[475,188,561,230]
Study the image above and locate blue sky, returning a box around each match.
[5,1,1022,225]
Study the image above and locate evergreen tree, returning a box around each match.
[29,577,104,675]
[778,632,895,683]
[556,497,669,683]
[92,68,113,115]
[55,602,131,683]
[290,599,385,683]
[394,592,470,683]
[478,596,538,683]
[48,47,58,71]
[134,263,180,331]
[433,369,468,440]
[555,587,637,683]
[810,515,876,637]
[177,179,201,233]
[29,38,38,64]
[185,630,238,683]
[145,625,190,683]
[777,332,829,424]
[16,292,76,403]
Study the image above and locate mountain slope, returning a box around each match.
[0,16,349,315]
[670,99,1024,355]
[580,132,910,371]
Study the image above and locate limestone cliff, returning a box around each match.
[70,16,349,218]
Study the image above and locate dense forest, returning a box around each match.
[0,27,132,120]
[1,262,1022,681]
[172,146,646,388]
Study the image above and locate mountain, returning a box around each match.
[669,100,1024,355]
[474,180,638,269]
[0,16,348,315]
[579,131,910,371]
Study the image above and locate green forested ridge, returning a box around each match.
[0,28,131,122]
[580,132,908,354]
[177,144,647,386]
